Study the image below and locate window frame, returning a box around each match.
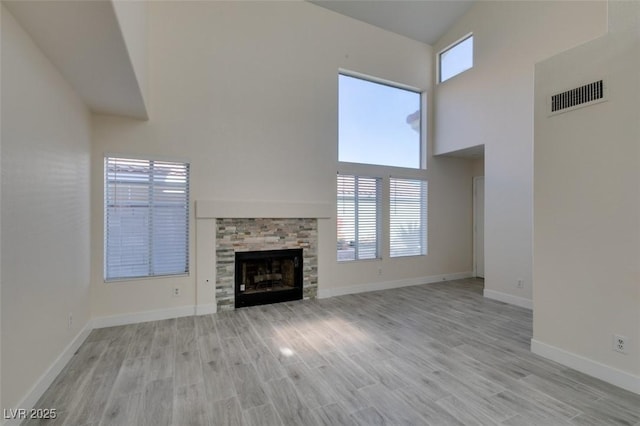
[389,177,428,258]
[438,33,474,84]
[104,154,191,282]
[337,71,428,263]
[337,174,382,262]
[338,71,427,170]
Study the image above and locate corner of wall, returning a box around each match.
[2,3,93,411]
[533,8,640,384]
[110,0,149,119]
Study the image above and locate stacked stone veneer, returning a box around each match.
[216,218,318,311]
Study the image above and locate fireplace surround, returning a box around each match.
[215,217,317,311]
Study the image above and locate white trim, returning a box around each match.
[338,162,428,180]
[484,289,533,310]
[195,304,217,316]
[92,305,196,329]
[318,271,473,298]
[195,218,216,311]
[195,200,332,219]
[3,302,222,426]
[421,91,428,169]
[338,68,423,93]
[104,152,190,165]
[531,339,640,395]
[472,176,484,278]
[3,324,93,426]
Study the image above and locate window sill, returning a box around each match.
[104,273,190,284]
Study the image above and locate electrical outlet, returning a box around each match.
[68,312,73,329]
[173,287,181,297]
[378,267,382,276]
[613,335,628,354]
[517,279,524,288]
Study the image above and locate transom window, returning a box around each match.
[439,34,474,83]
[104,156,190,281]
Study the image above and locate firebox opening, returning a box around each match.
[235,248,303,308]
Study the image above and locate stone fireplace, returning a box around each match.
[215,218,317,311]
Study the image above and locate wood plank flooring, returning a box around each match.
[24,279,640,425]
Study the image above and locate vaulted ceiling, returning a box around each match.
[310,1,475,45]
[4,0,476,121]
[4,0,148,119]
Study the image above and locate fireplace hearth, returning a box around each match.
[234,248,303,308]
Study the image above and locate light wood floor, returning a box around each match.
[26,279,640,426]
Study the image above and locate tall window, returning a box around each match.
[390,178,428,257]
[338,72,427,261]
[105,156,190,281]
[337,175,381,261]
[439,34,473,83]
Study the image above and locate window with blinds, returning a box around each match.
[337,175,381,261]
[105,156,190,281]
[390,178,427,257]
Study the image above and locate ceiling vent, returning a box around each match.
[549,79,607,116]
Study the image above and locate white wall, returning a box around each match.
[0,5,3,414]
[111,0,148,108]
[91,1,474,319]
[433,1,607,303]
[533,1,640,389]
[3,0,148,120]
[471,157,484,177]
[1,4,92,410]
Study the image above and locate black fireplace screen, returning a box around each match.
[235,248,303,308]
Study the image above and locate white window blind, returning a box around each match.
[390,178,427,257]
[105,156,190,281]
[337,175,381,261]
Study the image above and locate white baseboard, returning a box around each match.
[92,305,197,329]
[484,289,533,310]
[3,303,221,426]
[3,323,92,426]
[317,271,473,299]
[195,303,217,315]
[531,339,640,395]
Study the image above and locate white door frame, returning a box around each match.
[473,176,484,278]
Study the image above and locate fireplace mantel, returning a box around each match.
[195,199,332,219]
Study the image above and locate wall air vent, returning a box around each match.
[549,79,607,116]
